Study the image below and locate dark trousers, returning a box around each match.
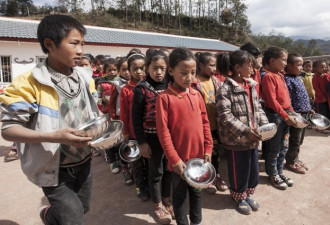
[286,113,307,164]
[147,135,171,203]
[226,148,259,193]
[132,156,148,189]
[171,173,202,225]
[211,130,220,173]
[263,110,289,176]
[106,145,119,163]
[316,102,330,119]
[42,160,92,225]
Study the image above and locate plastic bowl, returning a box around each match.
[257,123,277,141]
[119,140,141,163]
[183,158,216,189]
[309,113,330,130]
[74,114,110,140]
[90,120,123,151]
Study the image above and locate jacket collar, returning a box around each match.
[31,58,92,88]
[225,76,257,92]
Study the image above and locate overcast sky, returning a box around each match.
[244,0,330,39]
[33,0,330,40]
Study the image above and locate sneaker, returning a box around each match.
[269,175,288,190]
[154,205,172,224]
[122,167,134,186]
[297,160,309,171]
[214,174,228,192]
[245,196,260,211]
[110,161,121,174]
[205,183,217,194]
[279,173,294,187]
[136,186,150,201]
[39,206,50,224]
[232,198,252,215]
[285,162,306,174]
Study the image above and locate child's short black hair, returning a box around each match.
[262,46,287,66]
[240,42,261,57]
[313,60,325,68]
[287,53,302,65]
[37,15,86,54]
[103,58,117,74]
[303,60,312,67]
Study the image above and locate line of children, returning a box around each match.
[284,53,313,174]
[216,50,268,215]
[132,49,174,224]
[120,51,150,201]
[156,47,213,225]
[193,52,228,194]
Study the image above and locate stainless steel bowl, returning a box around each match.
[257,123,277,141]
[119,140,141,163]
[183,158,216,189]
[90,120,123,151]
[288,111,308,128]
[74,114,110,140]
[309,113,330,130]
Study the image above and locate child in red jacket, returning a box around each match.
[156,47,213,225]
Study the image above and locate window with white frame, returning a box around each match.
[36,56,47,64]
[0,56,12,84]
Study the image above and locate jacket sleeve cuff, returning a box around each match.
[242,127,251,136]
[172,159,182,168]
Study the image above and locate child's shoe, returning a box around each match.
[122,166,134,185]
[297,159,309,171]
[269,174,288,190]
[136,186,150,201]
[110,161,121,174]
[205,183,217,194]
[232,198,252,215]
[39,206,50,225]
[285,162,306,174]
[245,196,260,211]
[154,205,172,224]
[214,174,228,191]
[279,173,294,187]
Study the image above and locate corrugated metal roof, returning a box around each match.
[0,17,238,51]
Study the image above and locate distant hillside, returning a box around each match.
[296,39,330,55]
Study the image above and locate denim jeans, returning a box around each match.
[171,172,202,225]
[286,113,307,163]
[42,159,93,225]
[147,134,171,203]
[262,110,289,176]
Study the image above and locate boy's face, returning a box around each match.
[105,64,118,78]
[287,57,303,76]
[314,63,326,74]
[303,63,312,73]
[47,29,84,74]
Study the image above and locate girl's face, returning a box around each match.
[323,64,329,73]
[168,58,196,91]
[119,61,131,80]
[147,59,167,82]
[79,58,92,68]
[94,60,103,71]
[130,59,146,82]
[236,61,253,78]
[303,62,312,73]
[287,57,303,76]
[199,57,216,77]
[105,64,118,78]
[270,52,288,73]
[314,63,326,74]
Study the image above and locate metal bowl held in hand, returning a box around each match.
[309,113,330,130]
[90,120,124,151]
[74,114,110,141]
[183,158,216,189]
[257,123,277,141]
[119,140,141,163]
[288,111,308,128]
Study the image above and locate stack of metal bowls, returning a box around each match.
[183,158,216,189]
[257,123,277,141]
[74,113,110,141]
[119,140,141,162]
[91,120,124,151]
[309,113,330,130]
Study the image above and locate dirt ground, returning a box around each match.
[0,128,329,225]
